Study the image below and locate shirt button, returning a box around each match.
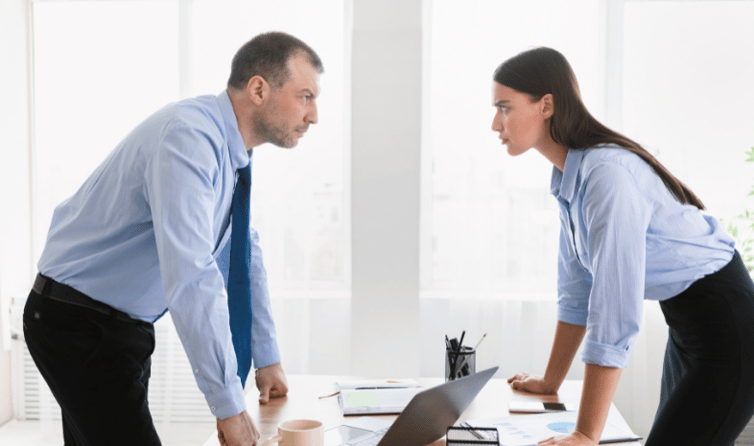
[194,369,199,374]
[211,406,217,412]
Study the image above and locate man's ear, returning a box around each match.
[246,75,268,106]
[540,93,555,119]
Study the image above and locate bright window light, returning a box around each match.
[623,0,754,220]
[192,0,349,294]
[423,0,600,300]
[31,0,349,298]
[32,0,179,259]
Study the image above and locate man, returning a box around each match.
[23,32,323,446]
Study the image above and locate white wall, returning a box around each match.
[0,0,34,425]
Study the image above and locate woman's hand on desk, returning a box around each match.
[507,372,558,394]
[537,431,598,446]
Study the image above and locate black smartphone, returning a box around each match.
[508,401,577,413]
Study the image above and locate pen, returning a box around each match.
[454,333,487,378]
[470,332,487,352]
[460,421,489,440]
[458,330,468,376]
[448,336,461,379]
[445,336,455,379]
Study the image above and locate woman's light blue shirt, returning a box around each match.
[552,145,735,368]
[37,91,279,419]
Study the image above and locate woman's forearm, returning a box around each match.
[542,321,587,391]
[575,363,623,442]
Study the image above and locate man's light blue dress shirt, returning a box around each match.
[552,145,735,368]
[37,91,280,419]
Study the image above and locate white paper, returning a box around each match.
[335,379,419,390]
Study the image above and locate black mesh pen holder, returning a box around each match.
[446,426,499,445]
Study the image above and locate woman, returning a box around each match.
[495,47,754,446]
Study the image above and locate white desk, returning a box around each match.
[202,375,641,446]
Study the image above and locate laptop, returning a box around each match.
[324,366,499,446]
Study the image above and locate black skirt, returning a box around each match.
[646,250,754,446]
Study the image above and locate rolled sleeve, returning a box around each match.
[582,338,634,368]
[557,302,588,326]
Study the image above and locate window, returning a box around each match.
[32,0,350,297]
[422,0,601,300]
[622,0,754,220]
[32,0,180,257]
[191,0,350,295]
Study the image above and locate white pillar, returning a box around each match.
[350,0,422,377]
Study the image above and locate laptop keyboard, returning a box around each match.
[346,427,389,446]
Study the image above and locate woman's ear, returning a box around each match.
[540,94,555,119]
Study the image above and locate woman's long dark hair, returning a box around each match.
[493,47,705,210]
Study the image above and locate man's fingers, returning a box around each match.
[268,383,288,398]
[258,388,270,404]
[259,384,287,403]
[267,388,281,398]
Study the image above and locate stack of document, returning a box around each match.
[335,379,421,415]
[466,411,641,445]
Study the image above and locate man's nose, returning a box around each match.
[306,102,318,125]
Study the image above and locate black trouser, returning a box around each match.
[647,251,754,446]
[23,279,161,446]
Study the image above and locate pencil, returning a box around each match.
[454,333,487,378]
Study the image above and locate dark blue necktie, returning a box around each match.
[228,164,252,387]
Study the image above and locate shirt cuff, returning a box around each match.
[581,338,633,368]
[557,304,588,326]
[252,339,281,369]
[204,380,246,420]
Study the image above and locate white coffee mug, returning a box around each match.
[261,419,324,446]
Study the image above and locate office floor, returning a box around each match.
[0,419,215,445]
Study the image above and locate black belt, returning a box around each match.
[33,274,138,323]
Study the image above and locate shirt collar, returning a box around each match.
[216,90,250,171]
[550,149,584,203]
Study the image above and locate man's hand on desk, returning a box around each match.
[217,410,261,446]
[507,372,558,394]
[537,431,598,446]
[255,362,289,404]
